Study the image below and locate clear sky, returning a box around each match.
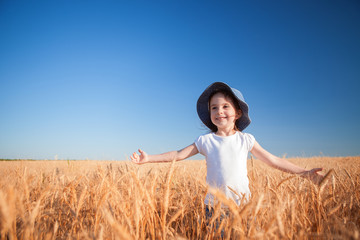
[1,0,359,160]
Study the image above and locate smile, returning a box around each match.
[216,117,227,120]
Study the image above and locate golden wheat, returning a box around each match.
[0,156,359,239]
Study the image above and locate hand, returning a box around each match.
[301,168,324,185]
[130,149,149,164]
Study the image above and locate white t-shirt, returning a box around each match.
[194,131,255,206]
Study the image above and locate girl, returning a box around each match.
[131,82,323,206]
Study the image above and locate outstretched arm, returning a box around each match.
[250,141,323,184]
[131,143,199,164]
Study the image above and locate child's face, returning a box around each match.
[209,92,242,132]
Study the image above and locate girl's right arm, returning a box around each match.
[130,143,199,164]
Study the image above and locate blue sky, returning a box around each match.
[1,0,359,160]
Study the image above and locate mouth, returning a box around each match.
[216,116,227,120]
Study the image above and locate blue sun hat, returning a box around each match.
[196,82,251,131]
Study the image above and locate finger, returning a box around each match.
[130,156,136,162]
[138,149,143,154]
[130,154,137,161]
[312,168,323,174]
[132,153,140,161]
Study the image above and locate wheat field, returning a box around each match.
[0,156,359,239]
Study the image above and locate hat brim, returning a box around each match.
[196,82,251,131]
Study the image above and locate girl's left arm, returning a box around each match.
[250,140,324,184]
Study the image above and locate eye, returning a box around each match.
[211,106,217,110]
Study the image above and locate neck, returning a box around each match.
[215,127,237,137]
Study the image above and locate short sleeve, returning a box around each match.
[244,133,255,151]
[194,135,205,156]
